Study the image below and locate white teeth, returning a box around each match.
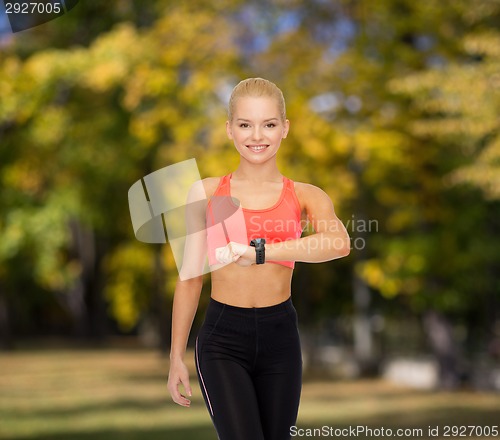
[249,145,267,151]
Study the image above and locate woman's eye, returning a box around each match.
[266,123,276,128]
[240,123,250,128]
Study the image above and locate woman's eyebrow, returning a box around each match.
[236,118,279,122]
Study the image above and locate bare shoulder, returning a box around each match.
[201,176,222,198]
[185,177,222,225]
[293,181,332,209]
[187,177,221,200]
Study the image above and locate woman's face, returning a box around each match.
[226,96,289,164]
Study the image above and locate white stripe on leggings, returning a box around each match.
[195,337,214,417]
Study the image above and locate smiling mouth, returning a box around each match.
[246,145,269,152]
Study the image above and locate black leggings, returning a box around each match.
[195,296,302,440]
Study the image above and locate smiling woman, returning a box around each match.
[227,93,289,162]
[167,78,350,440]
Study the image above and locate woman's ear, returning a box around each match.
[282,119,290,139]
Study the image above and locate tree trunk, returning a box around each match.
[66,217,108,341]
[87,232,108,341]
[353,272,376,374]
[0,284,14,350]
[422,310,462,389]
[349,153,377,375]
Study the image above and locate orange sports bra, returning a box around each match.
[205,173,303,268]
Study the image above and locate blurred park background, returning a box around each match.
[1,0,500,439]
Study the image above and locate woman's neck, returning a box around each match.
[232,160,282,183]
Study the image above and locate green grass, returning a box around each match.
[0,343,499,439]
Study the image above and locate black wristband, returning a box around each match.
[250,238,266,264]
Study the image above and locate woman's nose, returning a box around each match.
[251,127,263,141]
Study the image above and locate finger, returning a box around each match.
[168,381,191,407]
[218,246,232,264]
[183,381,192,398]
[223,246,231,263]
[177,394,191,407]
[179,373,192,398]
[168,382,181,401]
[217,246,230,263]
[215,247,226,263]
[172,390,191,407]
[228,242,242,261]
[228,247,236,260]
[178,382,192,406]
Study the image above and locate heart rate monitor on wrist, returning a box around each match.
[250,238,266,264]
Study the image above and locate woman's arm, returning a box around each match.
[217,183,350,265]
[167,178,216,407]
[167,275,203,407]
[266,183,350,262]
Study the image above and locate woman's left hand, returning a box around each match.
[215,242,254,266]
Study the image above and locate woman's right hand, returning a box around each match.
[167,358,192,407]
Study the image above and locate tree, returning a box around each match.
[0,3,240,347]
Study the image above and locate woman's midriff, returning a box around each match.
[210,263,293,308]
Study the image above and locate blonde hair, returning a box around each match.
[228,78,286,122]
